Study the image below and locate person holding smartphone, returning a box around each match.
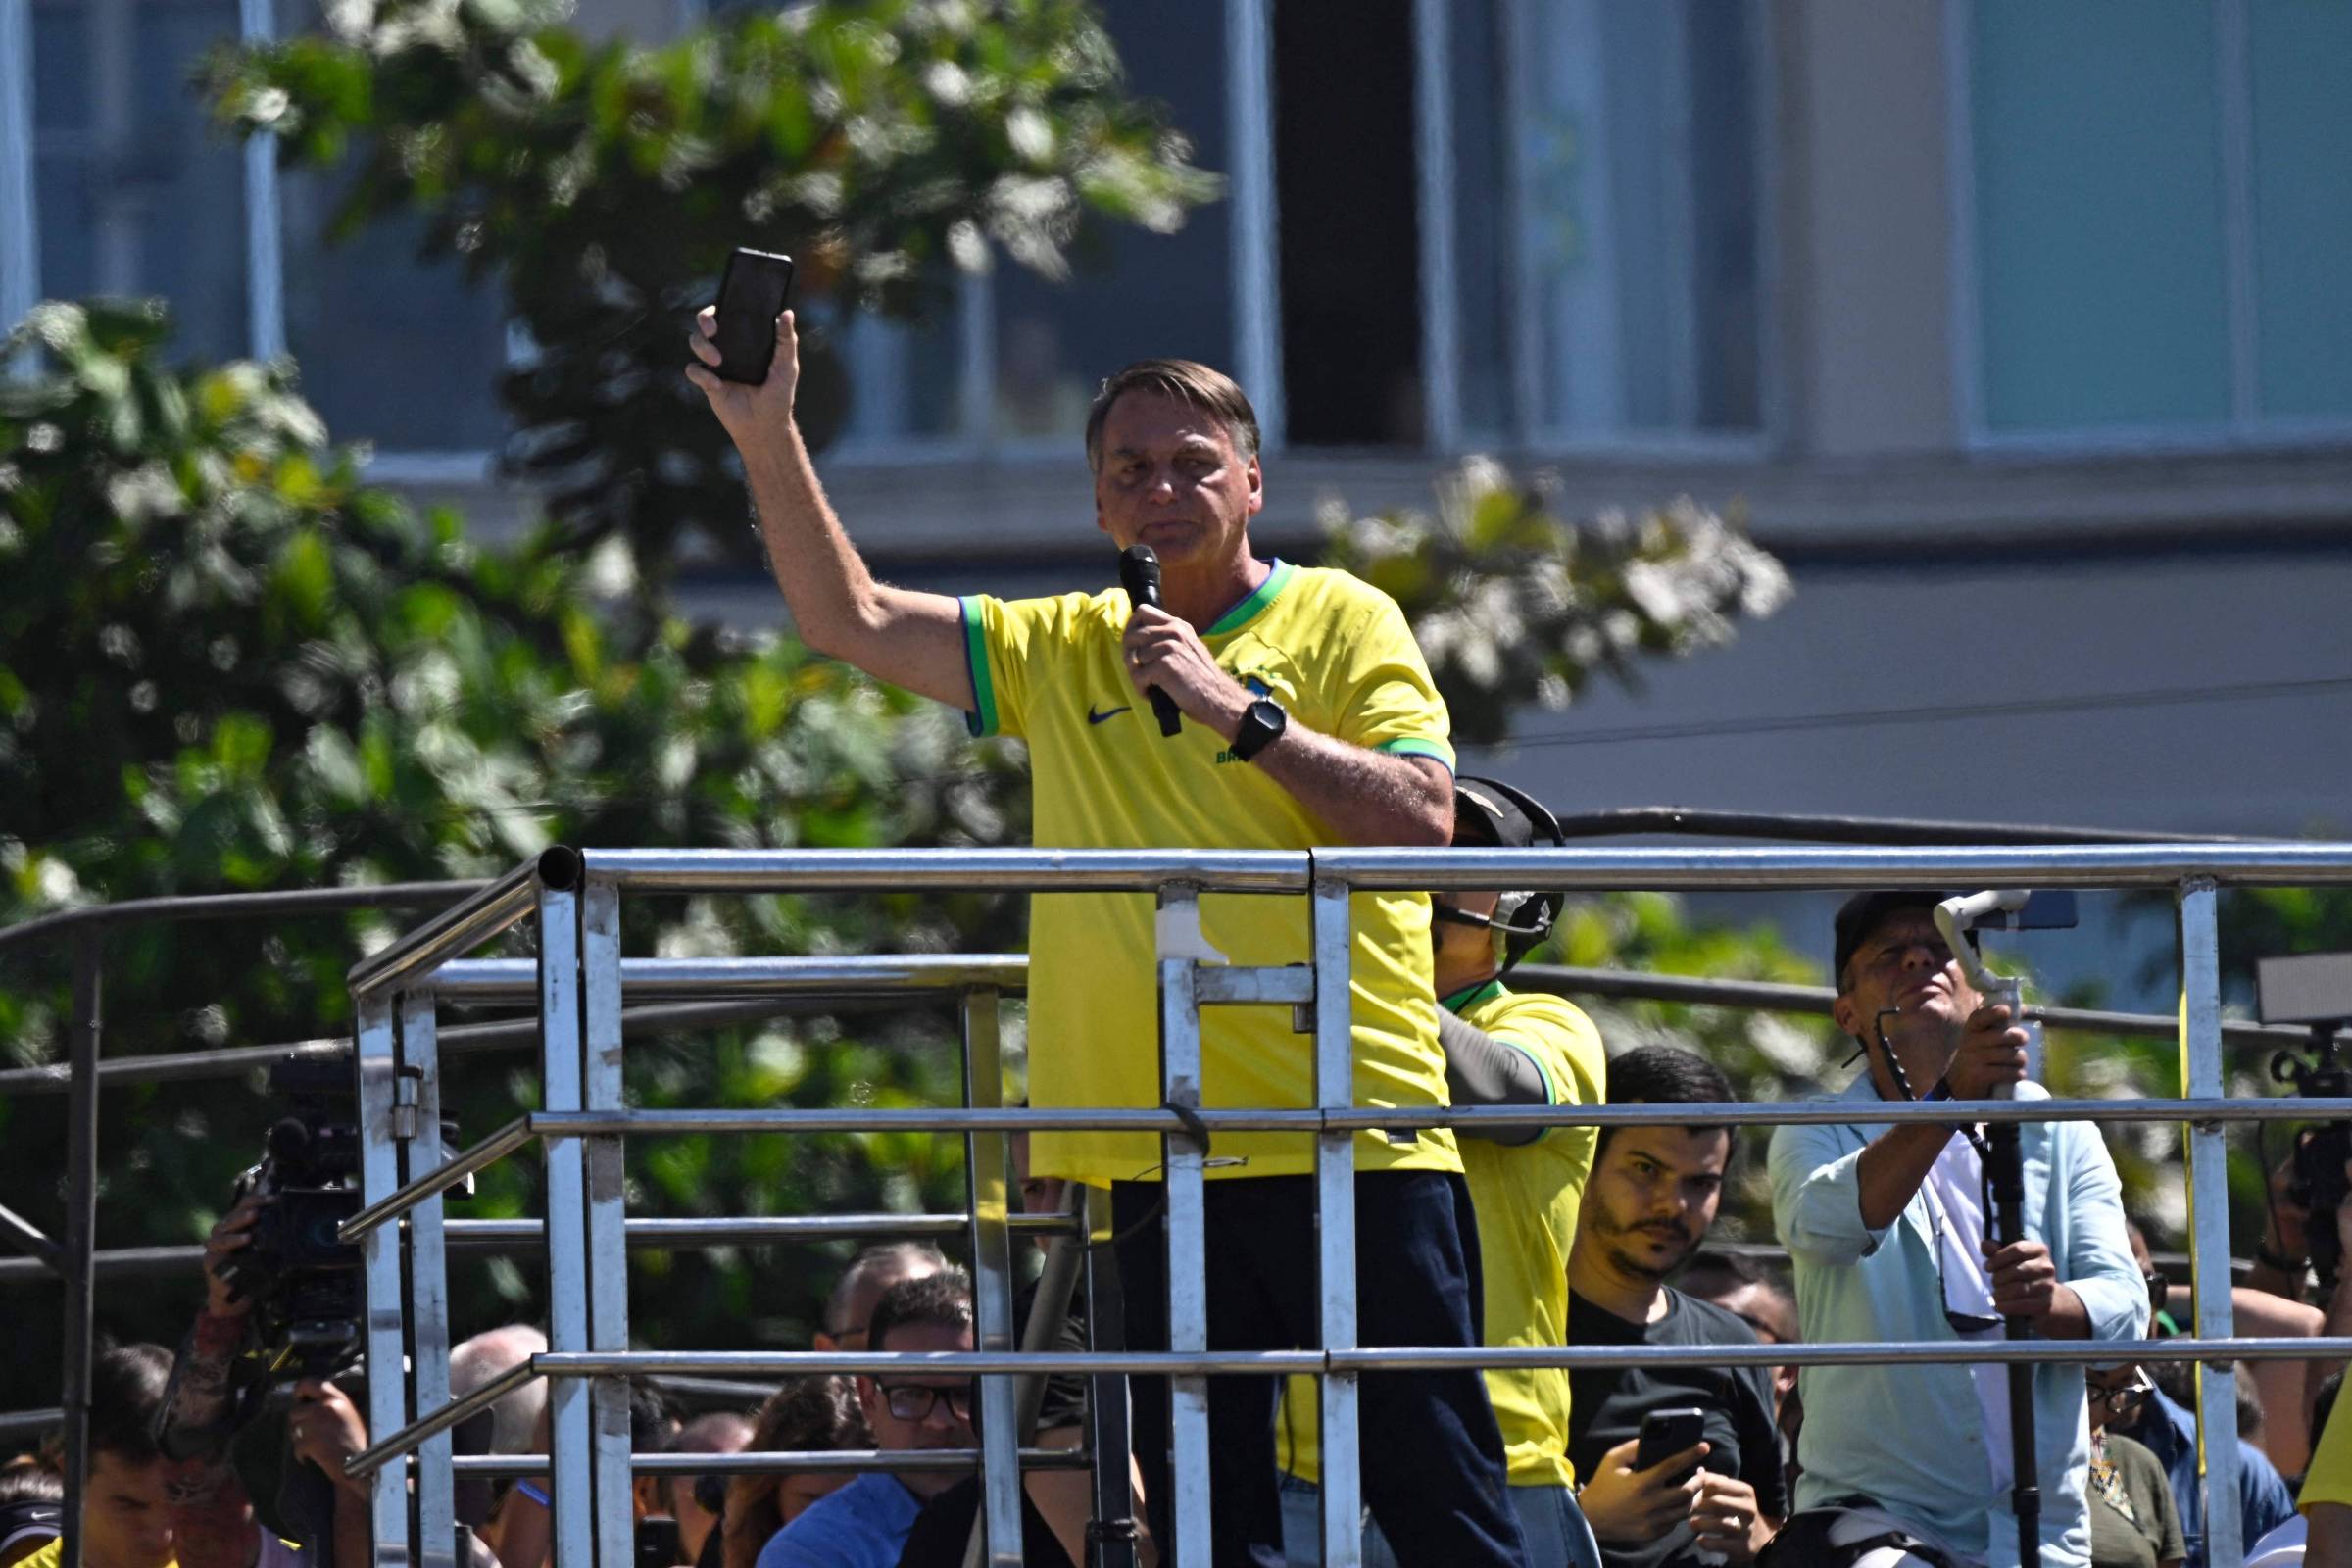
[1566,1048,1786,1567]
[690,305,1522,1568]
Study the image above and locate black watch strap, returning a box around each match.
[1230,697,1287,762]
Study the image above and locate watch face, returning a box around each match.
[1235,697,1285,760]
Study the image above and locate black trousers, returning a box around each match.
[1111,1170,1526,1568]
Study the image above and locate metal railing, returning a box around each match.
[316,841,2352,1568]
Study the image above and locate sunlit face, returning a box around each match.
[1431,889,1502,981]
[2085,1365,2154,1434]
[1581,1125,1730,1284]
[1832,911,1983,1048]
[1092,391,1262,572]
[81,1451,174,1568]
[857,1321,976,1499]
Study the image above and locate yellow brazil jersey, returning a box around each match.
[2306,1389,2352,1512]
[1277,981,1605,1489]
[958,560,1460,1187]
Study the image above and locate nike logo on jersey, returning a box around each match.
[1087,705,1133,725]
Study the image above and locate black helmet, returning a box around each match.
[1444,775,1565,970]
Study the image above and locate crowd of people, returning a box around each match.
[10,335,2352,1568]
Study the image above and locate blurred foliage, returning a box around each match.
[206,0,1219,576]
[1318,456,1792,748]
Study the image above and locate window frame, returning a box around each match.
[1945,0,2352,455]
[827,0,1286,472]
[1470,0,1780,462]
[0,0,506,468]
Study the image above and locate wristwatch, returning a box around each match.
[1229,697,1287,762]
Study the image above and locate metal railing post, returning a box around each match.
[581,877,633,1568]
[59,935,100,1568]
[356,991,412,1568]
[2180,877,2242,1568]
[403,993,458,1568]
[539,874,596,1568]
[1309,878,1363,1566]
[1080,1184,1139,1568]
[1155,883,1212,1568]
[962,987,1023,1565]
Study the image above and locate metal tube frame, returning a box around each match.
[319,841,2352,1568]
[1156,884,1211,1568]
[962,987,1023,1566]
[59,936,100,1568]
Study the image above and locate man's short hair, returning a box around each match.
[1677,1249,1773,1298]
[89,1341,172,1464]
[1832,890,1976,995]
[1084,360,1261,474]
[628,1379,681,1451]
[1678,1250,1797,1340]
[1596,1045,1737,1158]
[866,1268,974,1353]
[824,1242,950,1340]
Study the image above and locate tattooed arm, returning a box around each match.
[159,1196,268,1568]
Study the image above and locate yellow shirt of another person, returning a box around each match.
[1277,981,1606,1488]
[2305,1386,2352,1512]
[959,561,1460,1187]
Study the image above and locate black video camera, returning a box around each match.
[2260,955,2352,1295]
[223,1056,367,1385]
[2272,1032,2352,1294]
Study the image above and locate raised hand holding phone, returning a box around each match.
[710,249,796,384]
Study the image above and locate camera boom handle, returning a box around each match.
[1936,889,2048,1568]
[1936,890,2042,1093]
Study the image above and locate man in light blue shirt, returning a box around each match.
[757,1271,978,1568]
[1766,892,2143,1568]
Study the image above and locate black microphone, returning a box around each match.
[1117,545,1183,737]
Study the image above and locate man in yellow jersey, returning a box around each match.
[690,323,1524,1566]
[1275,776,1608,1568]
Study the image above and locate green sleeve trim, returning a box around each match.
[1377,736,1456,772]
[1494,1036,1566,1142]
[959,596,997,738]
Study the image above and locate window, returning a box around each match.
[1503,0,1768,446]
[830,1,1235,460]
[1961,0,2352,441]
[29,0,251,366]
[4,0,508,462]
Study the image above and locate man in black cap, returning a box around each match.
[1760,893,2142,1568]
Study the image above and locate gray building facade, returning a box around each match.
[8,0,2349,986]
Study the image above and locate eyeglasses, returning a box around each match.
[876,1381,976,1423]
[2092,1379,2154,1415]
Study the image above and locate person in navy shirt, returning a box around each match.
[756,1273,978,1568]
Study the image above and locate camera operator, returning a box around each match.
[154,1193,370,1568]
[1764,892,2144,1568]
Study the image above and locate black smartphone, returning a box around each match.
[1633,1406,1707,1478]
[634,1516,683,1568]
[711,247,796,384]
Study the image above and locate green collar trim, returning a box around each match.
[1206,559,1294,638]
[1439,978,1505,1015]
